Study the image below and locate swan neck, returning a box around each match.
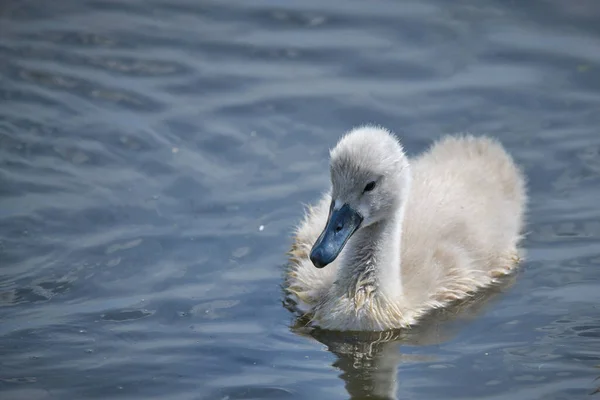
[340,194,408,302]
[373,204,405,299]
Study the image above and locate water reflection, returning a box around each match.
[287,276,517,399]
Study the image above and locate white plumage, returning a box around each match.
[285,125,527,331]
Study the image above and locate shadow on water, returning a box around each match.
[285,275,519,399]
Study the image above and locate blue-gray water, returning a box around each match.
[2,1,600,399]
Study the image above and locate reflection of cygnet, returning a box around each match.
[286,125,527,331]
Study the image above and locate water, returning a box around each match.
[1,0,600,399]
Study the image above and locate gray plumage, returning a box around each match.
[286,125,527,331]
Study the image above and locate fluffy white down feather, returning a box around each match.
[285,125,527,331]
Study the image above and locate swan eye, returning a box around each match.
[363,181,376,192]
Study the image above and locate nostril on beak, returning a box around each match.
[335,223,343,233]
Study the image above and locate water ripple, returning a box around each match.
[1,0,600,399]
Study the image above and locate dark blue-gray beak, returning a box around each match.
[309,203,363,269]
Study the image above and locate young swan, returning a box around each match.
[286,126,526,331]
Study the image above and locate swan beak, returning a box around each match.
[309,203,363,269]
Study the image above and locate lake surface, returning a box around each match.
[2,0,600,399]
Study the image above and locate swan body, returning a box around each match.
[285,126,527,331]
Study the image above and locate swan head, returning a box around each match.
[310,126,410,269]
